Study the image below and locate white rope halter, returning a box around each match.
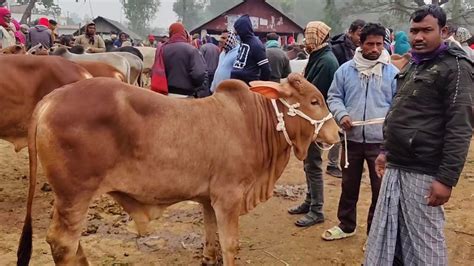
[343,117,385,168]
[271,99,333,147]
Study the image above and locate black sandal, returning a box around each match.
[287,203,310,215]
[295,213,324,227]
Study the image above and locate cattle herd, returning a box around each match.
[0,44,340,266]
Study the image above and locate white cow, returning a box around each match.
[109,52,144,86]
[290,59,308,75]
[136,47,156,88]
[51,47,132,84]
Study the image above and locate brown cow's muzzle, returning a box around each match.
[271,98,339,147]
[315,117,340,145]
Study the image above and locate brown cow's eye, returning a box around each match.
[311,99,319,105]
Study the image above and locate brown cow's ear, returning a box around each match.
[249,81,289,99]
[15,45,23,53]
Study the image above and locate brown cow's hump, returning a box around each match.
[214,79,249,94]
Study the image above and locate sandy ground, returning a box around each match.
[0,139,473,265]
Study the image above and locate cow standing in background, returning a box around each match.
[0,55,92,151]
[17,74,339,266]
[50,47,133,84]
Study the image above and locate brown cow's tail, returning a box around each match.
[17,104,40,266]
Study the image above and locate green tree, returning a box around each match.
[268,0,296,18]
[173,0,207,30]
[120,0,161,36]
[204,0,240,20]
[323,0,343,34]
[338,0,473,31]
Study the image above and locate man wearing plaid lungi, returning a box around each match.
[365,5,473,266]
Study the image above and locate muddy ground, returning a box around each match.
[0,139,473,265]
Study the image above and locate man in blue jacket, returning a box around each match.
[322,23,399,241]
[231,15,271,84]
[210,30,240,92]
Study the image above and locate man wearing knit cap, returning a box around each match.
[0,7,16,49]
[74,22,106,53]
[27,17,53,49]
[454,27,473,60]
[287,21,339,227]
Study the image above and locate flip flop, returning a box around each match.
[321,226,356,241]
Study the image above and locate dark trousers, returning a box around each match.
[303,143,324,218]
[337,141,382,234]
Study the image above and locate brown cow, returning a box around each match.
[0,44,26,54]
[75,61,126,82]
[17,74,340,266]
[26,46,126,82]
[391,53,412,71]
[0,55,92,151]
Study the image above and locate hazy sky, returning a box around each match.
[57,0,178,28]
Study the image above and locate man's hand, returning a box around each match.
[86,47,95,53]
[340,116,353,131]
[375,153,387,178]
[426,180,452,207]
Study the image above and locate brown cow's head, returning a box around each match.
[250,73,340,160]
[391,53,411,71]
[0,45,26,55]
[27,44,49,55]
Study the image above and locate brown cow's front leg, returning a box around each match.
[202,202,218,265]
[213,197,241,266]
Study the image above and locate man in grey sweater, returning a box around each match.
[265,32,291,82]
[200,37,220,88]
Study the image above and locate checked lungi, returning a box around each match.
[364,168,448,266]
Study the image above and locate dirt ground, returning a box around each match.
[0,139,473,265]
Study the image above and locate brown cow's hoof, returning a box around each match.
[202,257,219,266]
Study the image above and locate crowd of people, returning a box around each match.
[1,3,473,265]
[0,6,159,53]
[149,5,473,265]
[0,7,59,50]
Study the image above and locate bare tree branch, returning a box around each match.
[414,0,425,6]
[340,1,418,17]
[20,0,38,24]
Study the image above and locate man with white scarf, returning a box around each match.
[323,23,399,242]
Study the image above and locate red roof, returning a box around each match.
[191,0,303,35]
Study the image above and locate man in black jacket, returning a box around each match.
[330,19,365,66]
[365,5,473,265]
[163,23,207,97]
[231,15,271,84]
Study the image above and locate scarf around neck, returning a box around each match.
[266,40,280,49]
[353,47,391,77]
[224,31,238,53]
[353,47,391,89]
[411,43,448,65]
